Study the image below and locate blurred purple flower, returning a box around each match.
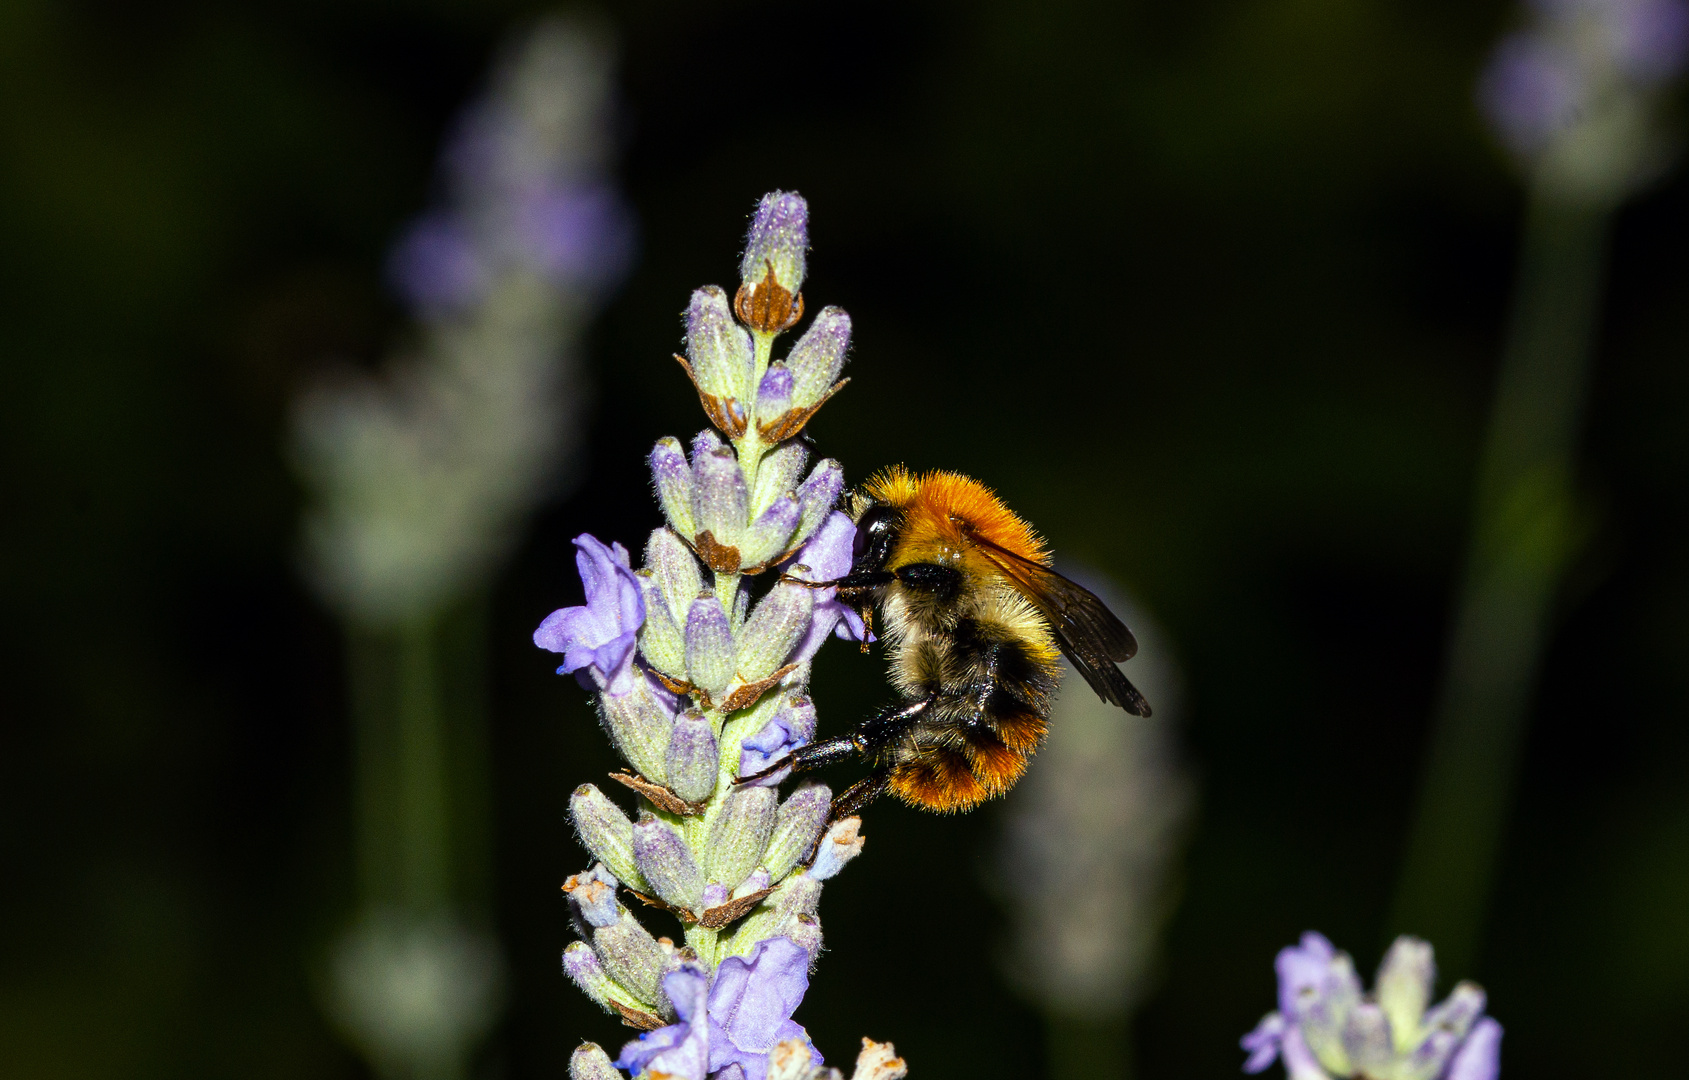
[1480,34,1588,156]
[535,534,644,695]
[387,213,492,312]
[616,937,815,1080]
[516,180,635,287]
[1241,932,1501,1080]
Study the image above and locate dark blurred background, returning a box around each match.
[3,1,1688,1077]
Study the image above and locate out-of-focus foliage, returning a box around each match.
[3,2,1688,1080]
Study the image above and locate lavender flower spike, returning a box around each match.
[1241,932,1501,1080]
[535,535,644,696]
[539,193,899,1076]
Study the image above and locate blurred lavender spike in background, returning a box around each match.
[294,18,634,1080]
[1478,0,1689,202]
[293,17,633,627]
[988,576,1192,1080]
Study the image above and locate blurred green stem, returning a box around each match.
[1388,183,1610,973]
[1045,1013,1131,1080]
[397,615,450,910]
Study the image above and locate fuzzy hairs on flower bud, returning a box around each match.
[736,581,814,682]
[791,459,844,549]
[763,783,832,882]
[564,940,651,1015]
[664,710,719,804]
[649,437,697,538]
[810,817,864,881]
[570,784,649,891]
[705,785,777,892]
[786,912,823,960]
[598,675,676,782]
[684,594,738,699]
[786,306,851,409]
[632,814,705,911]
[691,433,750,567]
[686,286,754,400]
[592,908,670,1007]
[738,494,802,570]
[563,863,622,928]
[569,1043,623,1080]
[645,527,703,619]
[756,363,795,423]
[636,571,686,679]
[740,191,808,299]
[751,440,810,517]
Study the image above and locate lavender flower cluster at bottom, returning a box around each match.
[1242,933,1501,1080]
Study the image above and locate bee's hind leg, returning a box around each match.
[829,769,892,821]
[732,732,868,787]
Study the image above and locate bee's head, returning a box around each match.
[851,500,902,574]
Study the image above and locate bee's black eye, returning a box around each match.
[852,504,900,572]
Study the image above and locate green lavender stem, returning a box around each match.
[1388,183,1608,973]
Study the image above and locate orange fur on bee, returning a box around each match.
[860,467,1049,573]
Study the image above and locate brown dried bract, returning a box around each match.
[610,770,707,817]
[625,887,698,924]
[719,663,800,713]
[734,261,804,334]
[757,377,850,442]
[695,886,776,929]
[613,1002,666,1031]
[693,530,743,575]
[648,668,695,697]
[673,354,748,438]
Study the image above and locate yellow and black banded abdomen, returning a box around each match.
[880,609,1059,812]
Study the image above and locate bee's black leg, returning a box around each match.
[829,769,893,820]
[733,733,865,786]
[732,695,933,790]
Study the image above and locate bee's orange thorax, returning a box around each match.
[861,467,1048,572]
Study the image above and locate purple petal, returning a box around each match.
[1240,1013,1284,1074]
[534,535,645,696]
[1443,1017,1502,1080]
[709,937,811,1055]
[738,698,818,787]
[1275,932,1337,1021]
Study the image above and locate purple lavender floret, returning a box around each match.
[535,535,645,696]
[1240,932,1502,1080]
[785,511,871,667]
[617,938,816,1080]
[739,698,819,787]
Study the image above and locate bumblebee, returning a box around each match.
[741,466,1150,817]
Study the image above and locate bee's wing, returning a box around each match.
[971,535,1152,717]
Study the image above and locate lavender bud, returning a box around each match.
[1376,936,1435,1043]
[786,306,851,408]
[738,495,802,569]
[569,784,648,890]
[564,940,648,1012]
[684,594,737,698]
[810,816,864,881]
[692,442,750,552]
[569,1043,622,1080]
[722,872,822,956]
[636,572,687,679]
[750,440,810,517]
[645,527,703,621]
[1422,981,1487,1035]
[792,459,844,548]
[700,882,731,910]
[599,677,674,782]
[741,192,809,296]
[649,437,697,538]
[686,286,754,400]
[592,909,669,1006]
[633,815,705,911]
[786,912,823,959]
[756,363,795,421]
[732,868,772,900]
[764,783,832,882]
[1342,1003,1393,1075]
[705,785,777,891]
[563,863,621,929]
[665,710,719,804]
[737,581,814,682]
